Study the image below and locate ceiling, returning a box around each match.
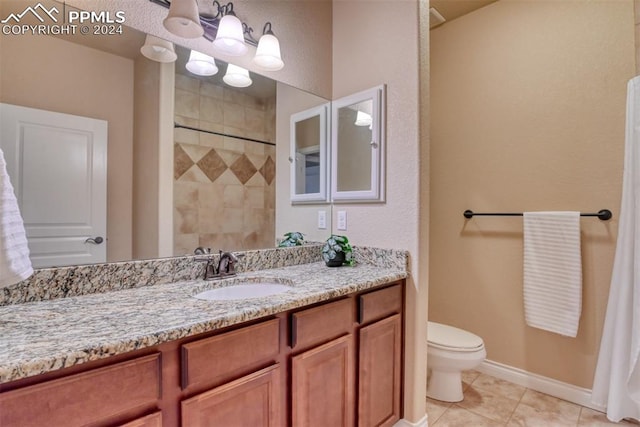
[430,0,498,29]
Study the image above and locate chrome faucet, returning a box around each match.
[194,247,218,280]
[194,248,243,280]
[217,251,240,277]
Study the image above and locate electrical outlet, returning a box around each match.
[318,210,327,229]
[337,210,347,231]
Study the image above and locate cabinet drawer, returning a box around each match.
[0,353,161,427]
[358,284,402,324]
[182,318,281,391]
[291,298,353,351]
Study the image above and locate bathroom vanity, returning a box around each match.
[0,247,407,427]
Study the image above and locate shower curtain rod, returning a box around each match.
[463,209,613,221]
[174,123,276,147]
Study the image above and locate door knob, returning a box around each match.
[85,236,104,244]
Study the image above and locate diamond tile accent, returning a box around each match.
[259,156,276,185]
[229,154,258,184]
[174,144,194,179]
[197,149,228,183]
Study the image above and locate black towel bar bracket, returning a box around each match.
[463,209,612,221]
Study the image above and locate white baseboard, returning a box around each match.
[393,414,428,427]
[477,359,606,412]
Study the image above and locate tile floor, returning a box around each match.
[427,370,639,426]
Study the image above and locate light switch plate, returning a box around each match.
[337,210,347,231]
[318,210,327,229]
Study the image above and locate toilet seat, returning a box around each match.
[428,321,484,352]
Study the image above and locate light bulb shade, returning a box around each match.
[140,35,177,63]
[253,33,284,71]
[163,0,204,39]
[186,50,218,76]
[223,64,252,87]
[354,110,373,127]
[213,14,248,56]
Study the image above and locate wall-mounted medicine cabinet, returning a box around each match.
[290,103,330,203]
[331,85,385,203]
[289,85,386,205]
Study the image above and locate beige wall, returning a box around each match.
[333,0,425,422]
[0,32,134,263]
[430,0,635,388]
[132,57,175,260]
[636,0,640,73]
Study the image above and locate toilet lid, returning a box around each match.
[428,321,484,351]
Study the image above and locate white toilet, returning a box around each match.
[427,321,486,402]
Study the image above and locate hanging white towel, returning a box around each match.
[523,211,582,337]
[0,147,33,287]
[592,76,640,422]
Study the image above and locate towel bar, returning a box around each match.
[463,209,612,221]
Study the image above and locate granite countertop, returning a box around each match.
[0,261,407,384]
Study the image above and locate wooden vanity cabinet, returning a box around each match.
[0,280,404,427]
[357,285,404,427]
[181,364,283,427]
[291,299,356,427]
[179,318,285,427]
[290,283,404,427]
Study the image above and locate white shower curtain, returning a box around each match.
[591,76,640,422]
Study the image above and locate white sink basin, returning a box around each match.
[193,283,292,301]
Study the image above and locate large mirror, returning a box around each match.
[0,0,331,267]
[331,85,386,202]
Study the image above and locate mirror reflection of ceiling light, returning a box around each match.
[162,0,204,39]
[155,0,285,71]
[140,35,177,63]
[186,50,218,76]
[354,111,373,127]
[223,64,252,87]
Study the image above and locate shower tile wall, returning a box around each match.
[173,73,276,255]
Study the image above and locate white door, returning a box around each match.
[0,103,107,268]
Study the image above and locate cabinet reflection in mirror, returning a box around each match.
[290,104,329,203]
[331,85,386,202]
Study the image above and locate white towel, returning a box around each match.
[523,211,582,337]
[0,148,33,287]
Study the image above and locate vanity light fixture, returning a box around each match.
[186,50,218,76]
[212,3,247,56]
[354,111,373,127]
[252,23,284,71]
[223,64,252,87]
[163,0,204,39]
[151,0,285,70]
[140,35,177,63]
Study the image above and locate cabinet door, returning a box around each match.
[358,314,402,427]
[181,364,282,427]
[118,412,162,427]
[292,334,355,427]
